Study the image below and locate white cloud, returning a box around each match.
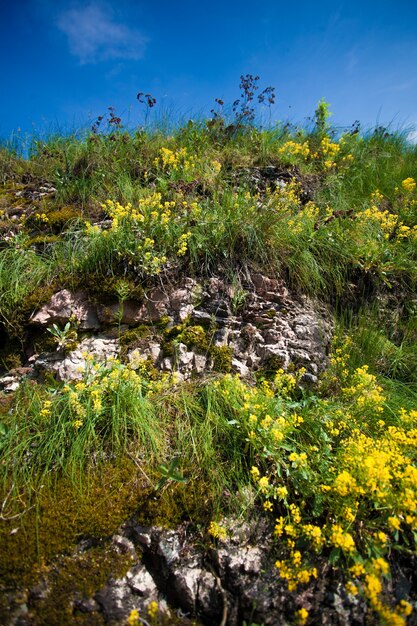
[57,3,147,64]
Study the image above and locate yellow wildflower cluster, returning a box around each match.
[84,221,100,234]
[346,559,413,626]
[126,608,140,626]
[147,601,159,620]
[358,189,417,241]
[275,555,318,591]
[34,212,49,223]
[295,607,309,625]
[287,201,321,235]
[208,521,227,540]
[155,146,196,175]
[341,365,385,413]
[136,237,167,274]
[241,393,291,454]
[288,451,308,467]
[103,199,145,230]
[39,399,52,419]
[61,356,145,435]
[97,194,199,274]
[318,136,341,169]
[272,368,297,397]
[308,136,354,169]
[330,524,355,553]
[277,140,310,162]
[177,231,191,256]
[208,367,416,622]
[271,367,306,398]
[402,177,416,192]
[269,180,301,213]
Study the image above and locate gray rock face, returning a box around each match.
[30,289,100,330]
[32,337,119,381]
[14,272,333,385]
[0,374,20,393]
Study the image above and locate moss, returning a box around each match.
[23,205,81,235]
[0,185,31,210]
[134,480,214,528]
[164,321,188,341]
[210,345,233,372]
[0,460,211,625]
[157,314,172,328]
[119,325,154,362]
[31,330,58,355]
[45,205,81,227]
[0,460,143,591]
[177,325,209,351]
[30,545,132,626]
[160,339,175,358]
[120,325,152,347]
[82,274,144,302]
[0,351,22,371]
[27,234,60,247]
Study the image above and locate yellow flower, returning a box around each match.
[397,600,413,616]
[276,486,288,500]
[295,607,309,625]
[402,177,416,192]
[349,563,366,578]
[258,476,269,493]
[127,608,140,626]
[330,525,356,553]
[147,601,159,619]
[372,558,389,575]
[208,521,227,540]
[346,581,359,595]
[388,516,401,531]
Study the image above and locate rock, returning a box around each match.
[112,535,137,558]
[143,288,170,321]
[126,563,158,597]
[97,301,140,325]
[127,343,161,368]
[97,289,170,326]
[0,375,20,393]
[257,344,291,369]
[231,358,250,378]
[34,337,119,381]
[73,596,100,613]
[170,289,192,311]
[193,354,207,374]
[30,290,99,330]
[178,304,194,322]
[161,358,173,371]
[94,577,134,621]
[251,273,288,301]
[191,309,213,324]
[175,343,194,369]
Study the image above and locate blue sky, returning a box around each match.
[2,0,417,140]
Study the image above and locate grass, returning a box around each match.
[1,99,417,624]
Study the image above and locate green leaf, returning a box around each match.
[329,548,341,565]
